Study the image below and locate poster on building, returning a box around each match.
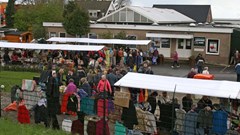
[194,37,205,46]
[207,39,219,54]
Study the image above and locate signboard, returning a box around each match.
[114,91,131,108]
[194,37,206,46]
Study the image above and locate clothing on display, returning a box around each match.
[159,103,179,130]
[96,119,110,135]
[62,119,72,132]
[174,109,186,134]
[18,104,30,124]
[71,119,84,135]
[81,97,96,115]
[66,93,80,115]
[97,99,108,117]
[115,121,126,135]
[121,100,138,130]
[34,104,48,126]
[183,111,198,135]
[22,79,36,91]
[212,110,228,135]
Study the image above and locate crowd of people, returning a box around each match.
[3,45,240,134]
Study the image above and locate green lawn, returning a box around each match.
[0,118,68,135]
[0,71,39,92]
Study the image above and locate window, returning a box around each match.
[127,35,137,40]
[59,32,66,37]
[186,39,192,49]
[161,38,170,48]
[113,12,119,22]
[120,11,126,22]
[178,39,184,49]
[134,12,140,22]
[126,10,134,22]
[88,10,98,18]
[206,39,220,55]
[49,32,57,38]
[89,12,93,16]
[88,33,98,39]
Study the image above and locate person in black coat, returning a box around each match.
[107,69,118,96]
[197,96,212,112]
[127,54,135,71]
[66,70,77,85]
[80,78,92,97]
[182,94,193,112]
[147,92,158,114]
[3,51,11,65]
[46,71,60,129]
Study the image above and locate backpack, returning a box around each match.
[153,50,158,56]
[197,59,204,66]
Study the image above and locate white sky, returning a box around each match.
[131,0,240,19]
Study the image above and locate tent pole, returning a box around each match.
[171,85,177,135]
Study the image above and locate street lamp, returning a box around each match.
[0,84,4,117]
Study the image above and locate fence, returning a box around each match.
[0,79,240,135]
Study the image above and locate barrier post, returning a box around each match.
[171,85,177,135]
[0,84,4,117]
[103,88,106,135]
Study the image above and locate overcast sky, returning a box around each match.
[131,0,240,19]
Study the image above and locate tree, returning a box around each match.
[14,1,64,39]
[5,0,15,27]
[114,31,127,39]
[63,1,90,37]
[99,31,113,39]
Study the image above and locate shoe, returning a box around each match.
[171,66,174,68]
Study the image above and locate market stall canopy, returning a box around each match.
[47,37,151,45]
[114,72,240,99]
[0,42,104,51]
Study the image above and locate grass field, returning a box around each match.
[0,118,68,135]
[0,71,39,92]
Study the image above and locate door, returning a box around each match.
[176,39,192,58]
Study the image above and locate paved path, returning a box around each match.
[151,63,237,81]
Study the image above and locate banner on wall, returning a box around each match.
[194,37,206,46]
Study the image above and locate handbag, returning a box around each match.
[133,65,137,72]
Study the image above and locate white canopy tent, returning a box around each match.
[47,37,151,45]
[0,42,104,51]
[114,72,240,99]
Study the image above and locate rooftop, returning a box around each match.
[153,5,212,23]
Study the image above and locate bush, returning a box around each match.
[1,65,41,73]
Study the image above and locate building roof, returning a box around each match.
[76,1,111,20]
[5,31,31,36]
[153,5,211,23]
[97,6,195,24]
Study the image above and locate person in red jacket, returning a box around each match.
[97,75,112,95]
[171,51,180,68]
